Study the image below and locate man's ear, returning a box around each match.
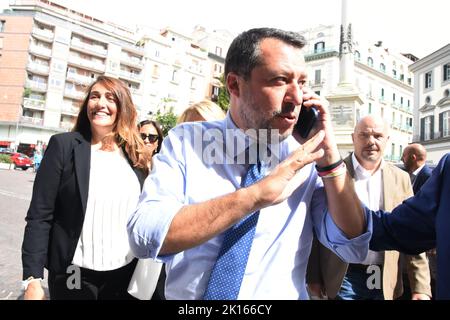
[226,73,240,97]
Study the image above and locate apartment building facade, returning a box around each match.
[299,25,416,161]
[409,44,450,164]
[0,0,148,152]
[0,0,223,151]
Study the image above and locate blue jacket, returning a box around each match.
[413,164,433,195]
[370,153,450,299]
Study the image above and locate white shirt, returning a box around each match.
[128,113,372,299]
[72,147,140,271]
[351,153,384,265]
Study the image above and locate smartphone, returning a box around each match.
[295,105,319,138]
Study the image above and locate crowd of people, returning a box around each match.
[20,27,449,300]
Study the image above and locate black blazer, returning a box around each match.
[412,164,432,194]
[22,132,147,279]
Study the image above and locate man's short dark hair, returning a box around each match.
[224,28,306,80]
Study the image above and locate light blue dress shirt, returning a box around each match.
[127,113,372,300]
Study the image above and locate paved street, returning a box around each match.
[0,168,48,300]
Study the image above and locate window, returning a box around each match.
[444,63,450,82]
[190,77,196,89]
[381,88,385,100]
[314,69,321,85]
[171,69,178,82]
[215,46,222,56]
[368,103,372,114]
[391,143,395,159]
[442,111,450,137]
[400,74,405,81]
[314,42,325,53]
[367,57,373,67]
[400,97,404,106]
[407,77,412,85]
[392,93,396,102]
[214,64,222,73]
[315,91,321,96]
[379,63,386,73]
[424,116,432,140]
[425,71,433,89]
[0,20,5,33]
[152,65,159,77]
[355,50,361,61]
[392,69,397,78]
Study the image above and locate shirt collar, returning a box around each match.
[351,152,384,179]
[412,164,425,176]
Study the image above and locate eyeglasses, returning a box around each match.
[140,133,159,143]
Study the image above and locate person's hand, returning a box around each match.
[411,292,431,300]
[23,280,46,300]
[293,88,340,168]
[251,130,325,207]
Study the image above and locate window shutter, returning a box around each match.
[430,115,435,139]
[420,118,425,141]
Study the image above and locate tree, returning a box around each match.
[217,74,230,112]
[155,98,178,136]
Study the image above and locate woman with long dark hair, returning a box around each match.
[21,76,150,299]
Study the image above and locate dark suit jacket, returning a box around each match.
[22,132,147,279]
[370,153,450,299]
[413,164,432,194]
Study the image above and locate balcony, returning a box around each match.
[27,61,50,75]
[122,45,144,56]
[61,104,79,116]
[26,79,48,92]
[32,27,54,42]
[187,47,207,60]
[119,70,141,82]
[68,55,106,72]
[304,48,339,62]
[71,39,107,57]
[66,72,95,86]
[64,88,85,100]
[120,55,144,69]
[23,98,45,111]
[60,121,74,130]
[20,116,44,126]
[29,43,52,57]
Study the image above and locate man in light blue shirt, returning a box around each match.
[128,28,372,300]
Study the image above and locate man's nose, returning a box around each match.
[284,82,303,106]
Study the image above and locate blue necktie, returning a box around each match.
[203,161,265,300]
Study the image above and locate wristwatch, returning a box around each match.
[21,276,43,291]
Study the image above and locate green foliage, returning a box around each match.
[155,98,178,136]
[217,74,230,112]
[23,88,32,98]
[0,154,12,164]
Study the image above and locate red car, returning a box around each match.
[0,151,34,170]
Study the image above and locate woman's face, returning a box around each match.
[140,123,159,155]
[87,83,118,136]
